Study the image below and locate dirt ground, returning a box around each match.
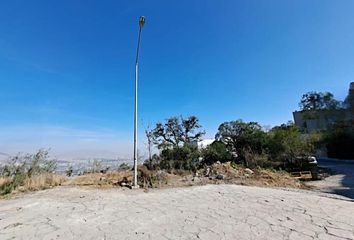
[1,184,354,240]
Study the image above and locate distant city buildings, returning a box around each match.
[293,82,354,133]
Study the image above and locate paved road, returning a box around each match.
[1,185,354,240]
[309,158,354,200]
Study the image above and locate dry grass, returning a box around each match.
[22,174,67,191]
[193,162,304,189]
[0,174,67,197]
[1,162,304,197]
[66,168,170,189]
[65,162,304,190]
[251,169,303,188]
[0,177,11,187]
[65,170,133,187]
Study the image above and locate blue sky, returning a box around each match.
[1,1,354,158]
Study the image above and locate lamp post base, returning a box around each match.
[130,185,140,189]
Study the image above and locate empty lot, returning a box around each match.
[1,184,354,240]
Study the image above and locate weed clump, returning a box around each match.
[0,150,64,195]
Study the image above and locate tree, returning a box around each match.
[149,116,205,171]
[215,120,268,163]
[201,141,233,165]
[159,145,200,171]
[299,91,341,111]
[143,123,154,168]
[152,116,205,149]
[324,120,354,159]
[267,122,316,166]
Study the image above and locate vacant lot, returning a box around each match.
[0,184,353,240]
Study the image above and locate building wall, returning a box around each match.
[293,109,349,133]
[293,82,354,133]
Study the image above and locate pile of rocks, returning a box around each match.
[192,161,255,183]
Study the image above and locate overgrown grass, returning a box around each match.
[66,166,169,189]
[22,173,66,191]
[65,171,132,187]
[0,149,304,197]
[0,150,65,196]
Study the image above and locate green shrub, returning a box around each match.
[215,120,269,165]
[138,165,168,188]
[158,145,200,171]
[267,123,317,168]
[118,163,131,171]
[201,141,233,165]
[0,149,57,195]
[66,166,74,177]
[324,120,354,159]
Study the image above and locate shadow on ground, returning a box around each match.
[333,170,354,199]
[318,158,354,200]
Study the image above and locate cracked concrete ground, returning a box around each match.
[0,185,354,240]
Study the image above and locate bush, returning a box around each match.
[138,165,168,188]
[201,141,233,165]
[143,154,161,170]
[242,148,272,169]
[118,163,131,171]
[66,166,74,177]
[158,145,200,171]
[215,120,269,165]
[144,145,200,171]
[0,150,58,195]
[267,123,318,169]
[148,116,321,171]
[324,121,354,159]
[213,121,318,169]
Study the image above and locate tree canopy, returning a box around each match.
[152,116,205,149]
[267,123,316,163]
[215,120,268,160]
[299,91,342,111]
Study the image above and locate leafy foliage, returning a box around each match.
[267,123,317,166]
[66,166,74,177]
[0,149,57,195]
[146,116,205,171]
[152,116,205,149]
[146,116,320,171]
[158,145,200,171]
[324,120,354,159]
[299,91,342,111]
[201,141,233,165]
[213,120,318,168]
[118,163,131,171]
[215,120,268,165]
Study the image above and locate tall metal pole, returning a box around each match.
[133,16,145,188]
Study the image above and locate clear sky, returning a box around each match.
[1,0,354,159]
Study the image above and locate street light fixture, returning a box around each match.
[132,16,145,188]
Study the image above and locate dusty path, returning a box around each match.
[1,185,354,240]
